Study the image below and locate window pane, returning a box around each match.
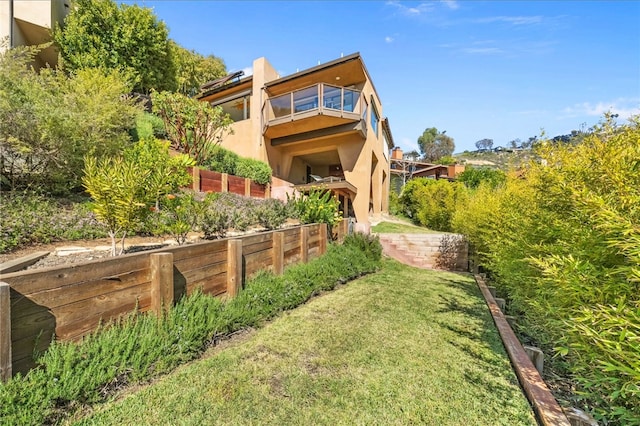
[270,94,291,118]
[371,104,379,136]
[343,89,357,112]
[293,86,318,113]
[323,85,342,110]
[214,95,250,122]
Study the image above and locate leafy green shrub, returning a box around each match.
[150,192,200,245]
[202,146,239,175]
[399,178,467,232]
[199,192,259,238]
[0,193,106,253]
[343,232,382,262]
[287,187,342,227]
[457,166,506,189]
[132,112,167,141]
[254,198,288,230]
[235,157,272,185]
[202,146,272,184]
[0,236,380,425]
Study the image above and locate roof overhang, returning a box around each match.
[294,180,357,198]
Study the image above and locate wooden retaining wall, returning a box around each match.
[188,167,270,198]
[0,223,338,379]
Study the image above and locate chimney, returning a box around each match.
[391,147,403,160]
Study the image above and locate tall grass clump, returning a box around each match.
[452,115,640,425]
[0,233,381,425]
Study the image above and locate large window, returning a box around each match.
[213,94,251,122]
[370,99,379,137]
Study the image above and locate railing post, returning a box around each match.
[221,173,228,193]
[319,223,327,255]
[150,253,174,317]
[265,183,271,199]
[272,231,284,275]
[0,282,12,383]
[244,177,251,197]
[227,240,243,298]
[191,166,200,192]
[300,226,309,263]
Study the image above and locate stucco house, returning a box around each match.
[0,0,70,68]
[198,53,394,230]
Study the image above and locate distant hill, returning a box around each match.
[454,149,537,172]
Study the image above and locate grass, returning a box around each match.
[74,260,535,425]
[371,220,439,234]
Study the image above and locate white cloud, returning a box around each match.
[241,66,253,77]
[386,1,435,16]
[561,98,640,119]
[442,0,459,10]
[461,47,503,55]
[474,16,543,25]
[385,36,394,43]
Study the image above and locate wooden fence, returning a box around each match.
[0,221,347,381]
[188,167,270,198]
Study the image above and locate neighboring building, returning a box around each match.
[389,147,465,191]
[0,0,70,68]
[198,53,394,229]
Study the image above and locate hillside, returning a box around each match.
[454,149,537,172]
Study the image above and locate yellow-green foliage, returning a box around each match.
[452,116,640,424]
[400,178,467,232]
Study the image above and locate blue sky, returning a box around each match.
[131,0,639,153]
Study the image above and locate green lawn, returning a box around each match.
[74,260,535,426]
[371,220,439,234]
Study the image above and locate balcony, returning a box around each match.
[263,83,365,139]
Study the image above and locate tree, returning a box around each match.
[457,166,506,189]
[152,91,233,164]
[54,0,176,93]
[170,42,227,96]
[82,156,150,256]
[0,45,141,193]
[417,127,455,162]
[475,138,494,151]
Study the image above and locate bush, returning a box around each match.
[287,187,342,227]
[0,235,381,425]
[202,146,238,175]
[150,191,200,245]
[235,157,272,185]
[132,112,167,141]
[399,178,467,232]
[199,192,259,238]
[254,198,288,230]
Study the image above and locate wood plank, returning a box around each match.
[11,307,56,344]
[243,240,273,256]
[0,251,50,274]
[151,253,174,316]
[55,295,152,342]
[12,329,53,373]
[273,232,284,275]
[173,250,226,271]
[3,253,149,294]
[12,269,150,318]
[226,240,242,298]
[10,269,148,322]
[1,282,11,381]
[242,232,273,246]
[52,283,151,332]
[167,240,227,262]
[181,263,227,287]
[186,277,227,298]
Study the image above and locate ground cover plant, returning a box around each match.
[0,234,381,425]
[74,260,535,425]
[452,115,640,425]
[371,220,438,234]
[0,192,106,253]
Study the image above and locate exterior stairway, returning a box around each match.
[376,233,468,271]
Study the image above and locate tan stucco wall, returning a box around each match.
[213,55,391,227]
